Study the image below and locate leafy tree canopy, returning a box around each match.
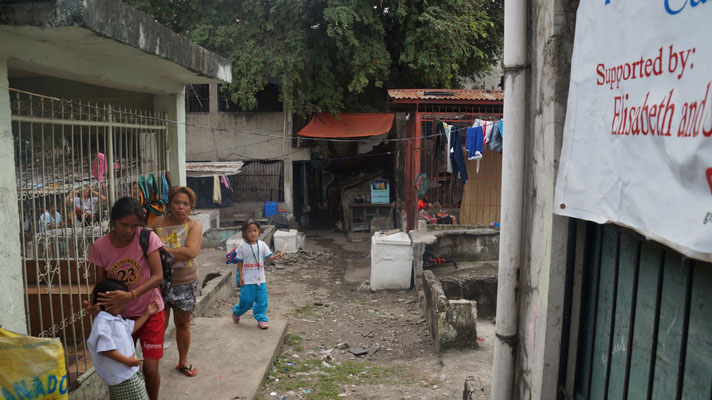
[126,0,503,114]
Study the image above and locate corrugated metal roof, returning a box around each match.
[186,161,244,177]
[387,89,503,101]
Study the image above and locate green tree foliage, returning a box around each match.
[126,0,503,113]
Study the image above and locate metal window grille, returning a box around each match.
[185,84,210,113]
[10,88,168,383]
[414,104,503,225]
[218,83,283,112]
[234,161,284,202]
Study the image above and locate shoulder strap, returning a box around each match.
[139,228,151,256]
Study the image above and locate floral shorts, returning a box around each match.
[163,281,198,312]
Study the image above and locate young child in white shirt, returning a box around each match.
[87,278,158,400]
[230,219,283,329]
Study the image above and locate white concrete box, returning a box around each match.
[191,209,220,231]
[274,229,299,254]
[370,232,413,290]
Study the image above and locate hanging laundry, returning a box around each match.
[466,126,484,161]
[92,153,108,186]
[221,175,233,191]
[213,175,222,204]
[433,118,448,161]
[161,173,170,203]
[490,121,503,153]
[445,123,454,173]
[484,122,493,146]
[449,129,468,184]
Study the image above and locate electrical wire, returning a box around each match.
[3,86,492,145]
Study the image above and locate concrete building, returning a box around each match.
[184,83,311,222]
[0,0,230,390]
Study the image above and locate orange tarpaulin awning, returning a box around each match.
[296,113,394,138]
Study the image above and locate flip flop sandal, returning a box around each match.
[176,364,198,377]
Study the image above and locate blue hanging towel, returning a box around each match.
[449,129,468,184]
[490,122,503,153]
[161,173,170,203]
[465,126,484,160]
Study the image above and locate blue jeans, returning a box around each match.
[232,283,268,322]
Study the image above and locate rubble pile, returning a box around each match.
[271,249,336,269]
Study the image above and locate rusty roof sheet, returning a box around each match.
[387,89,503,102]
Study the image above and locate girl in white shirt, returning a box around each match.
[230,219,283,329]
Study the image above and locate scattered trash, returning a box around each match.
[348,347,368,357]
[367,344,381,356]
[361,330,373,337]
[336,342,350,349]
[270,392,277,396]
[433,384,439,389]
[477,338,484,342]
[322,360,333,368]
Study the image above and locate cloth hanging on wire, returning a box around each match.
[213,175,222,204]
[449,128,468,184]
[490,121,503,153]
[92,153,108,186]
[445,123,457,174]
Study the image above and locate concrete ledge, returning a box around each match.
[192,209,221,231]
[410,228,499,280]
[0,0,231,83]
[226,224,276,250]
[422,270,478,353]
[68,367,108,400]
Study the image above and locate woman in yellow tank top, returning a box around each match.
[147,186,202,377]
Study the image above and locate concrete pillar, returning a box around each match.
[209,83,219,114]
[154,91,186,186]
[284,161,294,213]
[0,57,28,334]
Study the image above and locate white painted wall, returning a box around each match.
[0,56,27,333]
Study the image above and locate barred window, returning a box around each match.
[185,84,210,112]
[234,161,284,202]
[219,83,283,112]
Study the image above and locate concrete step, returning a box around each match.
[159,317,287,400]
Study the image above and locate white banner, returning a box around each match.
[554,0,712,261]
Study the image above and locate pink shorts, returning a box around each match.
[131,311,165,360]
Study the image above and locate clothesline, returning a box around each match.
[434,118,504,183]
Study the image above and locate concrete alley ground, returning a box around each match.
[193,229,494,400]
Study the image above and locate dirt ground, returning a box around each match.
[202,229,493,400]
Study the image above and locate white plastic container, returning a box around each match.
[273,229,299,254]
[370,231,413,290]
